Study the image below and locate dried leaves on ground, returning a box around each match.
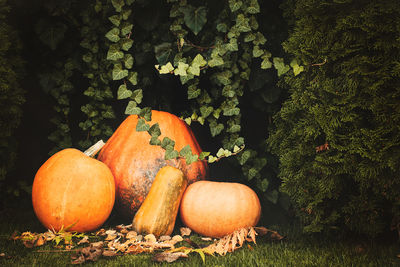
[11,225,283,264]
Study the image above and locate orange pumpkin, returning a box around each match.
[98,110,208,218]
[32,145,115,232]
[179,181,261,238]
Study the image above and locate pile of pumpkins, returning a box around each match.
[32,111,261,238]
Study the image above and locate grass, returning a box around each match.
[1,206,399,267]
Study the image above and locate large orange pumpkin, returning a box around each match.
[98,110,208,219]
[32,146,115,232]
[179,181,261,238]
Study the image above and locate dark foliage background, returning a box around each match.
[0,0,399,238]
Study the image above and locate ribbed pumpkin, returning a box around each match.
[98,110,208,219]
[180,181,261,238]
[132,166,187,237]
[32,145,115,232]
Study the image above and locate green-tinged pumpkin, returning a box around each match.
[132,166,187,237]
[98,110,208,219]
[180,181,261,238]
[32,143,115,232]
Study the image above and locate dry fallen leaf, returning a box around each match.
[172,235,183,242]
[77,236,89,245]
[158,235,171,242]
[125,231,137,240]
[144,234,157,243]
[153,251,188,263]
[180,227,191,236]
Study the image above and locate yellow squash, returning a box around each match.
[132,165,187,237]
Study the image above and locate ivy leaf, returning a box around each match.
[174,62,189,76]
[187,85,201,99]
[216,23,228,33]
[161,137,175,151]
[226,38,238,51]
[273,57,290,76]
[117,84,132,99]
[247,0,260,14]
[235,14,251,32]
[105,28,120,43]
[122,9,132,20]
[229,0,242,12]
[150,136,161,146]
[112,64,128,80]
[136,118,150,132]
[121,23,133,36]
[139,107,152,121]
[124,54,134,69]
[200,106,213,118]
[132,89,143,104]
[185,154,199,165]
[148,123,161,137]
[208,155,218,163]
[108,15,121,26]
[165,149,179,160]
[261,54,273,69]
[210,123,224,137]
[199,151,210,160]
[290,59,304,76]
[266,190,279,204]
[121,39,133,51]
[128,72,138,85]
[154,43,173,65]
[35,20,67,50]
[252,46,263,58]
[259,179,269,192]
[181,5,207,35]
[125,101,141,115]
[157,62,174,74]
[192,54,207,67]
[111,0,124,12]
[107,47,124,61]
[208,55,224,67]
[179,145,192,158]
[187,65,200,76]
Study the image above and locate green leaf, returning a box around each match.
[108,15,121,26]
[136,118,150,131]
[208,55,224,67]
[216,23,228,33]
[260,179,269,192]
[179,145,192,157]
[139,107,152,121]
[185,154,199,165]
[229,0,242,12]
[233,145,241,153]
[154,43,173,65]
[188,85,201,99]
[192,54,207,67]
[181,6,207,35]
[132,89,143,104]
[121,39,133,51]
[253,46,263,58]
[125,101,141,115]
[261,55,273,69]
[122,9,132,20]
[150,136,161,146]
[199,151,210,160]
[247,0,260,14]
[208,155,218,163]
[273,57,290,76]
[111,0,124,12]
[266,190,279,204]
[35,20,67,50]
[124,54,134,69]
[117,84,132,99]
[128,72,138,85]
[290,59,304,76]
[161,137,175,150]
[235,14,251,32]
[226,38,238,51]
[107,47,124,61]
[157,62,174,74]
[238,150,251,165]
[148,123,161,137]
[121,23,133,36]
[210,123,224,137]
[105,28,120,43]
[174,62,189,76]
[187,65,200,76]
[200,106,213,118]
[165,149,179,160]
[112,64,129,80]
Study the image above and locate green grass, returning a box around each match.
[1,207,399,267]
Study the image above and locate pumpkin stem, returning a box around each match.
[84,140,106,157]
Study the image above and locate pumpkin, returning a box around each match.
[32,141,115,232]
[98,110,208,218]
[179,181,261,238]
[132,166,187,237]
